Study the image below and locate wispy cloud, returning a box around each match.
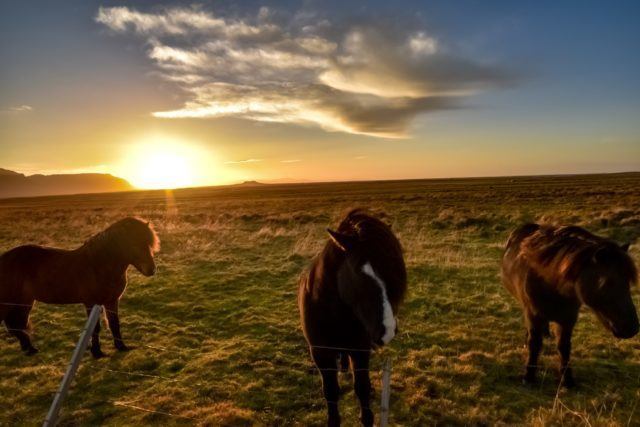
[224,158,263,164]
[1,105,34,114]
[96,6,515,138]
[280,159,301,163]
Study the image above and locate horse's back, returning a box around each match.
[2,244,51,261]
[1,245,62,275]
[502,223,592,308]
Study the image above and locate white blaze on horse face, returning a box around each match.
[362,262,396,344]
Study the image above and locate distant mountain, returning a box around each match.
[0,168,22,176]
[0,168,133,199]
[234,180,267,187]
[262,178,312,184]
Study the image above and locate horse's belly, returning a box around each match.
[35,294,83,305]
[28,280,84,304]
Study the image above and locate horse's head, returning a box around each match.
[327,227,405,347]
[116,217,160,277]
[578,243,639,339]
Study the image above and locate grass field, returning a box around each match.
[1,173,639,426]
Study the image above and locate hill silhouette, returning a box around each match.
[0,168,133,199]
[234,180,267,187]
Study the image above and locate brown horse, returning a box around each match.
[502,223,638,387]
[299,209,407,427]
[0,217,159,357]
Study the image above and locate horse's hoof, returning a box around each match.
[360,409,374,426]
[521,375,537,387]
[115,344,133,352]
[25,347,39,356]
[327,408,341,427]
[561,376,577,389]
[91,349,107,359]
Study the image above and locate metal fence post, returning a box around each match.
[380,358,392,427]
[43,304,102,427]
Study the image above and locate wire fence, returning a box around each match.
[0,305,392,424]
[2,301,640,425]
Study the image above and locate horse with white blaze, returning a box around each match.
[298,209,407,427]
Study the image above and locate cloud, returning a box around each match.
[281,159,301,163]
[96,6,515,138]
[1,105,34,113]
[224,158,263,164]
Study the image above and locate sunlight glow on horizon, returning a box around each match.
[116,136,218,190]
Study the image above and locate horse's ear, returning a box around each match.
[327,229,356,252]
[621,242,630,252]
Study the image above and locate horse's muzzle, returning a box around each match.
[142,264,157,277]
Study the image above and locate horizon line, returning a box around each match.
[1,170,638,202]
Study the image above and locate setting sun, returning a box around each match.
[117,138,213,189]
[135,151,192,189]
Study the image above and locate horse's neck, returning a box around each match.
[79,239,129,281]
[312,259,344,301]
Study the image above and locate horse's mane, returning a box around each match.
[336,208,407,301]
[336,208,401,255]
[82,217,160,255]
[521,225,637,284]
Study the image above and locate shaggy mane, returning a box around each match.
[337,209,394,243]
[521,225,637,284]
[83,217,160,253]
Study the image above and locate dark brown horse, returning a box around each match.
[299,209,407,427]
[0,217,159,357]
[502,223,638,387]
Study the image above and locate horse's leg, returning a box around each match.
[5,304,37,355]
[85,305,105,358]
[104,300,129,351]
[523,313,546,385]
[351,351,374,427]
[312,349,341,427]
[339,352,350,373]
[555,320,576,388]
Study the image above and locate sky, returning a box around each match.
[1,0,639,188]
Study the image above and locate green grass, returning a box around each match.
[1,173,639,426]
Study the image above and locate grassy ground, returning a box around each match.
[1,173,639,426]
